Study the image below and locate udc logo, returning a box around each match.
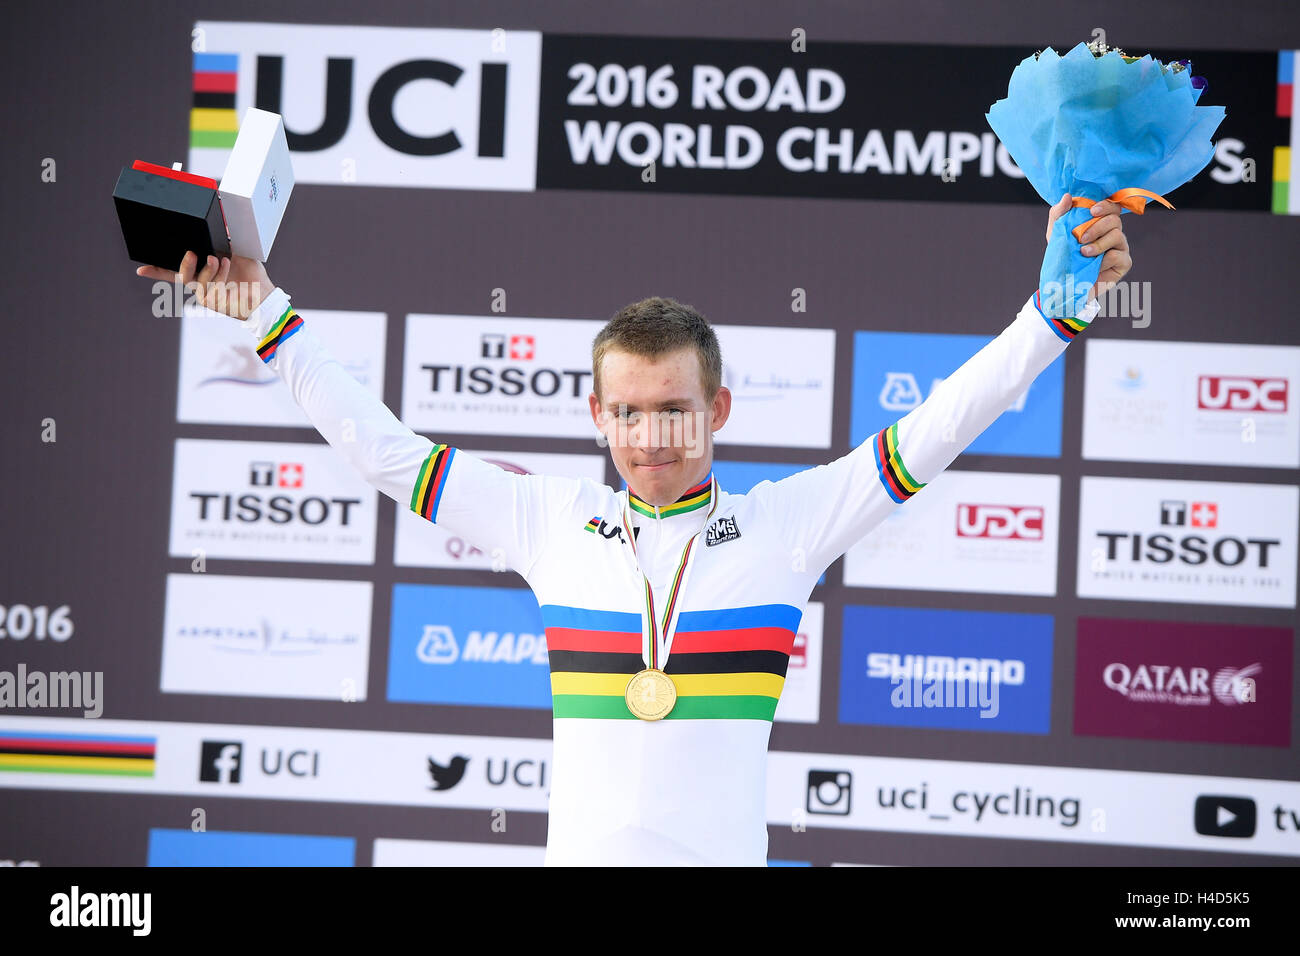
[806,769,852,815]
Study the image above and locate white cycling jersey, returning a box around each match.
[240,286,1097,865]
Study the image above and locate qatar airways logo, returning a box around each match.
[955,504,1043,540]
[1102,662,1260,706]
[1197,376,1288,413]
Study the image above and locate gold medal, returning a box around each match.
[625,668,677,721]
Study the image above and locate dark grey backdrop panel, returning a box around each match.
[1,0,1297,866]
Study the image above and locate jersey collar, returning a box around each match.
[627,472,714,520]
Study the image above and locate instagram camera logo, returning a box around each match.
[806,769,853,815]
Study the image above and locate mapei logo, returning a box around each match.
[415,624,549,665]
[1197,376,1288,413]
[955,504,1044,540]
[416,625,459,664]
[879,371,1028,413]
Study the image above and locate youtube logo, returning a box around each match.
[1194,795,1256,838]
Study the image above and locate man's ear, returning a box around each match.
[589,390,604,430]
[711,386,732,432]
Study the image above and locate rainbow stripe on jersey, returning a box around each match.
[628,474,711,519]
[411,444,457,523]
[256,304,303,363]
[544,603,799,721]
[873,422,924,504]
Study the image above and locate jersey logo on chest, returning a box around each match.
[705,515,742,547]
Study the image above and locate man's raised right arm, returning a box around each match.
[136,252,562,576]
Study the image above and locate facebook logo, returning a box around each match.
[200,740,243,783]
[850,330,1065,457]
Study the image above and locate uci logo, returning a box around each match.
[584,517,639,543]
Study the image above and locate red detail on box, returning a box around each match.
[131,160,218,190]
[1278,84,1292,118]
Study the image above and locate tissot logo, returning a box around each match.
[1160,499,1217,529]
[705,515,742,546]
[1097,499,1280,570]
[418,363,591,398]
[249,460,304,488]
[1197,376,1287,413]
[955,504,1043,540]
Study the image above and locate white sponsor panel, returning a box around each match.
[177,303,386,427]
[373,838,546,866]
[189,23,541,191]
[170,438,378,564]
[713,325,835,448]
[774,601,822,724]
[161,573,371,701]
[1077,476,1297,608]
[843,471,1060,596]
[1082,340,1300,468]
[0,716,553,812]
[4,716,1296,856]
[402,315,602,438]
[771,750,1300,857]
[395,450,607,568]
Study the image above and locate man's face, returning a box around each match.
[589,345,731,507]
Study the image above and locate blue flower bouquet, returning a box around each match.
[986,39,1226,318]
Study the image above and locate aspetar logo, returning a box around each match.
[1102,661,1260,706]
[416,624,549,665]
[1197,375,1288,413]
[189,459,363,527]
[419,331,591,399]
[955,504,1043,540]
[880,372,1027,413]
[1095,499,1281,570]
[189,23,541,191]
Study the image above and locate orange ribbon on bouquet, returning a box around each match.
[1069,187,1174,242]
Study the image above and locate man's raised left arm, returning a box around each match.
[754,194,1133,576]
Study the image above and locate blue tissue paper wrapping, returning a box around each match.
[986,42,1226,318]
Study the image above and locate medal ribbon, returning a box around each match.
[620,475,720,671]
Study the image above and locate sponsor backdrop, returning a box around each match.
[2,2,1298,867]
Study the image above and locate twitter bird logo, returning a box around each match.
[427,755,469,791]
